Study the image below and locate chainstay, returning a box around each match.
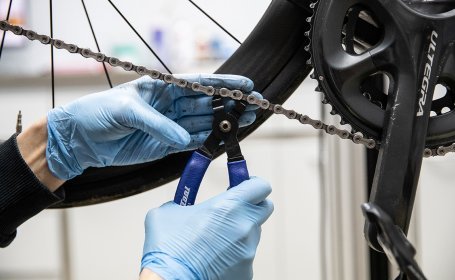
[11,18,450,152]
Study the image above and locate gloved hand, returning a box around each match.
[141,177,274,280]
[46,74,261,180]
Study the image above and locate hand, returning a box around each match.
[46,74,261,180]
[141,177,274,280]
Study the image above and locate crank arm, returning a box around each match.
[364,1,446,253]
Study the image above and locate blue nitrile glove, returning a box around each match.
[141,177,274,280]
[46,74,262,180]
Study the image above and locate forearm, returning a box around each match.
[140,269,163,280]
[0,130,64,247]
[17,117,65,192]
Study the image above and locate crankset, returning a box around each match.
[310,0,455,149]
[309,0,455,279]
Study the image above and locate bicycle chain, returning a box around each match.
[3,19,450,156]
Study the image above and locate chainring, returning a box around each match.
[309,0,455,148]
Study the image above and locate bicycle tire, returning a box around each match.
[53,0,314,208]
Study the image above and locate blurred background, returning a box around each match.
[0,0,455,279]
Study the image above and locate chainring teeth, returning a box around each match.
[305,1,320,65]
[312,72,377,141]
[305,1,376,146]
[307,1,346,125]
[308,0,382,145]
[312,69,371,142]
[306,1,370,140]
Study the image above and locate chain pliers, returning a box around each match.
[174,94,250,206]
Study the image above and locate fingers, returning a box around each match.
[134,73,254,94]
[177,111,257,134]
[168,90,260,139]
[122,99,191,149]
[238,111,257,127]
[166,131,210,155]
[163,74,255,100]
[245,91,263,112]
[212,177,274,226]
[254,199,275,226]
[172,95,214,117]
[224,177,272,205]
[177,115,213,134]
[175,74,254,92]
[122,74,260,150]
[223,91,263,112]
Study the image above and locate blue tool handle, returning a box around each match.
[227,160,250,189]
[174,151,211,206]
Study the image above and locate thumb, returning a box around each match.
[222,177,272,205]
[123,99,191,149]
[254,199,275,226]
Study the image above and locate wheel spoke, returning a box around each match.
[81,0,112,88]
[0,0,13,61]
[50,0,55,109]
[186,0,241,44]
[107,0,172,73]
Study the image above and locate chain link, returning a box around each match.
[9,19,453,154]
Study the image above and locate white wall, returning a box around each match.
[412,157,455,279]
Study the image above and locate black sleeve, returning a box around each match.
[0,134,64,248]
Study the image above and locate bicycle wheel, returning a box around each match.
[25,0,313,207]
